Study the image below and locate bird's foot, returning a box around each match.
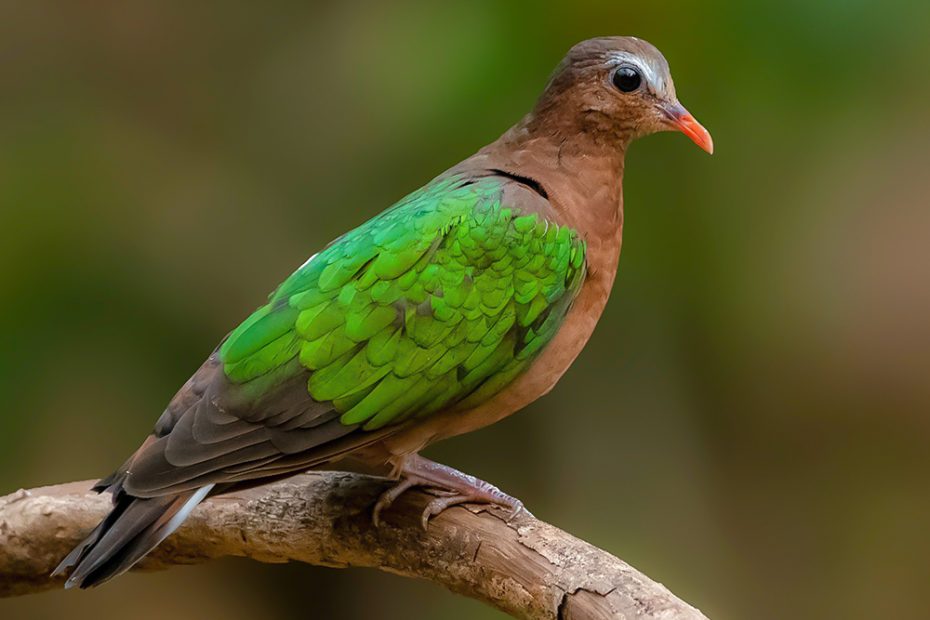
[372,454,528,529]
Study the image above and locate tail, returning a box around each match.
[52,481,213,588]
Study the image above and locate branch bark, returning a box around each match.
[0,473,708,619]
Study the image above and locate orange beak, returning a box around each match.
[663,102,714,154]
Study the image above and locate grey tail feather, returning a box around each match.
[52,484,214,589]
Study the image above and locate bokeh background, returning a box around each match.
[2,1,930,618]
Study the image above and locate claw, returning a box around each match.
[372,478,417,527]
[505,499,530,521]
[421,494,471,530]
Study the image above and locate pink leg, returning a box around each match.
[372,454,528,529]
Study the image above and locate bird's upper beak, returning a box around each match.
[661,101,714,154]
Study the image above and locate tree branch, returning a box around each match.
[0,473,708,619]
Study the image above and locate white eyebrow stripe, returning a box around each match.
[607,51,664,93]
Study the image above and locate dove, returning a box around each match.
[54,36,712,588]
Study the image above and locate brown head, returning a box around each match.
[530,36,713,154]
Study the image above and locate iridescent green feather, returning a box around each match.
[219,174,586,432]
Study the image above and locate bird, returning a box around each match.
[53,35,712,589]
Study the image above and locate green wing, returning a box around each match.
[120,173,586,496]
[219,174,586,433]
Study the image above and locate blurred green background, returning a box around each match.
[2,1,930,618]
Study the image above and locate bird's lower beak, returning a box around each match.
[662,102,714,154]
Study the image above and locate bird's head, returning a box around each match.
[534,36,713,154]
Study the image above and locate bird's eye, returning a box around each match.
[612,66,642,93]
